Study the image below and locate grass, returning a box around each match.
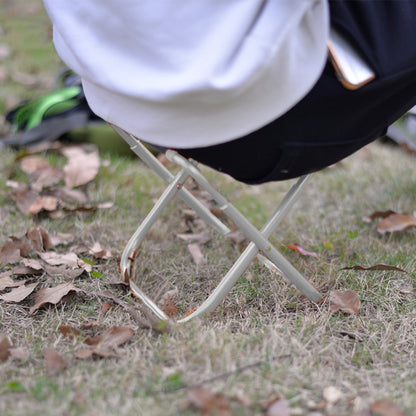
[1,2,416,415]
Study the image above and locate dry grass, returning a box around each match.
[1,140,416,416]
[1,2,416,415]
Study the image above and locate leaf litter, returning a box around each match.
[44,348,68,376]
[76,327,134,359]
[329,290,361,314]
[1,134,415,413]
[365,209,416,234]
[29,282,80,315]
[7,143,112,217]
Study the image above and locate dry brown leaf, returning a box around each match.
[42,264,85,279]
[188,243,206,266]
[89,242,114,260]
[159,288,179,318]
[29,195,59,214]
[21,258,43,271]
[44,348,68,376]
[0,239,21,265]
[368,210,397,221]
[188,386,232,416]
[377,213,416,234]
[329,290,361,314]
[48,186,88,204]
[266,398,291,416]
[9,183,40,215]
[341,264,406,273]
[287,243,319,258]
[59,324,81,339]
[38,251,92,273]
[101,302,113,314]
[0,333,12,362]
[62,145,100,188]
[29,282,80,315]
[49,232,74,247]
[9,236,33,258]
[82,321,100,330]
[26,225,52,251]
[12,265,43,276]
[76,327,134,358]
[370,399,407,416]
[28,166,64,191]
[20,155,50,174]
[0,282,39,303]
[0,274,24,291]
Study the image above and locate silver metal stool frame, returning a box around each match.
[113,125,322,323]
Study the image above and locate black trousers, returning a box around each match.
[177,0,416,184]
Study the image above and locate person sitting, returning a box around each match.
[42,0,416,183]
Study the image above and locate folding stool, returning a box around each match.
[113,125,323,323]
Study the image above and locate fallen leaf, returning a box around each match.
[82,321,101,330]
[188,243,206,266]
[266,398,290,416]
[12,265,43,276]
[89,242,114,260]
[62,145,100,188]
[341,264,406,273]
[5,236,32,258]
[59,324,81,339]
[47,186,88,204]
[28,166,64,191]
[101,302,113,314]
[0,239,21,265]
[26,225,52,251]
[0,333,12,362]
[159,289,179,318]
[9,183,40,215]
[20,155,50,174]
[370,399,407,416]
[188,386,232,416]
[76,326,134,358]
[323,386,342,404]
[44,348,67,376]
[21,258,43,271]
[367,210,397,221]
[29,195,59,214]
[42,264,85,279]
[329,290,360,314]
[49,232,74,247]
[0,274,24,291]
[0,282,39,303]
[287,243,319,258]
[38,252,92,273]
[29,282,80,314]
[377,213,416,234]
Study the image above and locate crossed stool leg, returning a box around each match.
[113,126,323,323]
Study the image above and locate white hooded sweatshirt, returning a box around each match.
[43,0,329,148]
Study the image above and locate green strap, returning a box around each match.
[13,86,82,131]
